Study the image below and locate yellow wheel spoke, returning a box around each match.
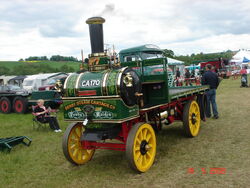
[75,127,82,138]
[135,151,141,161]
[148,144,153,148]
[139,156,143,166]
[143,129,148,140]
[139,131,143,141]
[135,146,140,151]
[69,137,79,143]
[146,134,152,142]
[146,151,152,158]
[73,130,80,138]
[136,138,141,145]
[142,155,146,166]
[73,148,78,157]
[86,149,92,155]
[70,144,77,149]
[78,150,82,161]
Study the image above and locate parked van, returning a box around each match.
[23,73,67,93]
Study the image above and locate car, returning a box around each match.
[0,85,28,95]
[38,74,68,91]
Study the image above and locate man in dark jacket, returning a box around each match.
[202,64,219,119]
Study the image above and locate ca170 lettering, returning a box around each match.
[82,80,100,87]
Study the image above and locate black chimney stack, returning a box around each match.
[86,17,105,54]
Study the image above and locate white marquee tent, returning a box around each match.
[231,49,250,64]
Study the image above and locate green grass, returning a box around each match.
[0,79,250,187]
[0,61,82,73]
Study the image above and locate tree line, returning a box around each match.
[163,49,235,65]
[1,49,236,76]
[0,64,76,76]
[20,55,79,62]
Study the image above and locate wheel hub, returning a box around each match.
[191,113,197,124]
[140,140,149,155]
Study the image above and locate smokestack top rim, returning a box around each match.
[86,17,105,24]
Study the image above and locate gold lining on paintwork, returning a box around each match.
[116,67,127,95]
[64,115,140,124]
[63,74,72,89]
[102,70,110,96]
[62,95,121,100]
[75,72,86,94]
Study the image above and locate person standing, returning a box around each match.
[175,67,181,86]
[202,64,220,119]
[195,68,199,77]
[184,68,192,86]
[240,66,248,87]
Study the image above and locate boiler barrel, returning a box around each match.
[64,67,141,106]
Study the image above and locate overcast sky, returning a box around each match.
[0,0,250,60]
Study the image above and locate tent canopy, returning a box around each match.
[231,50,250,63]
[167,57,184,65]
[243,57,250,63]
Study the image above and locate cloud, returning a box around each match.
[0,0,250,60]
[164,34,250,55]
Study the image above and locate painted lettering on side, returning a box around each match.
[65,100,116,110]
[93,111,113,119]
[82,80,100,87]
[68,111,86,119]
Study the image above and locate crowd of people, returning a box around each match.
[174,64,249,119]
[175,67,201,86]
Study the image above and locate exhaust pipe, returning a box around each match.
[86,17,105,54]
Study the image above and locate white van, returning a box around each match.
[23,73,67,93]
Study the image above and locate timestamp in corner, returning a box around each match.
[187,167,226,174]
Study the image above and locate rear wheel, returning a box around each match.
[62,122,95,165]
[183,100,201,137]
[126,122,156,173]
[13,97,28,113]
[0,97,11,113]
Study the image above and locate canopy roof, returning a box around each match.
[167,57,184,65]
[231,50,250,63]
[119,44,162,54]
[243,57,250,63]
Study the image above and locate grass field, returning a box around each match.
[0,61,82,72]
[0,79,249,188]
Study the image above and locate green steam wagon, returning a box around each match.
[62,17,209,173]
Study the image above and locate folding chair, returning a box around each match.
[32,105,49,130]
[32,106,59,130]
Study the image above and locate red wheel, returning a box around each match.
[13,97,28,113]
[0,97,11,113]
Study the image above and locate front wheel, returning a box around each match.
[183,100,201,137]
[62,122,95,165]
[126,122,156,173]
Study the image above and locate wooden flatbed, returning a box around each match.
[169,85,209,100]
[140,85,209,112]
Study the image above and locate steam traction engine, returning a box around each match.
[62,17,209,173]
